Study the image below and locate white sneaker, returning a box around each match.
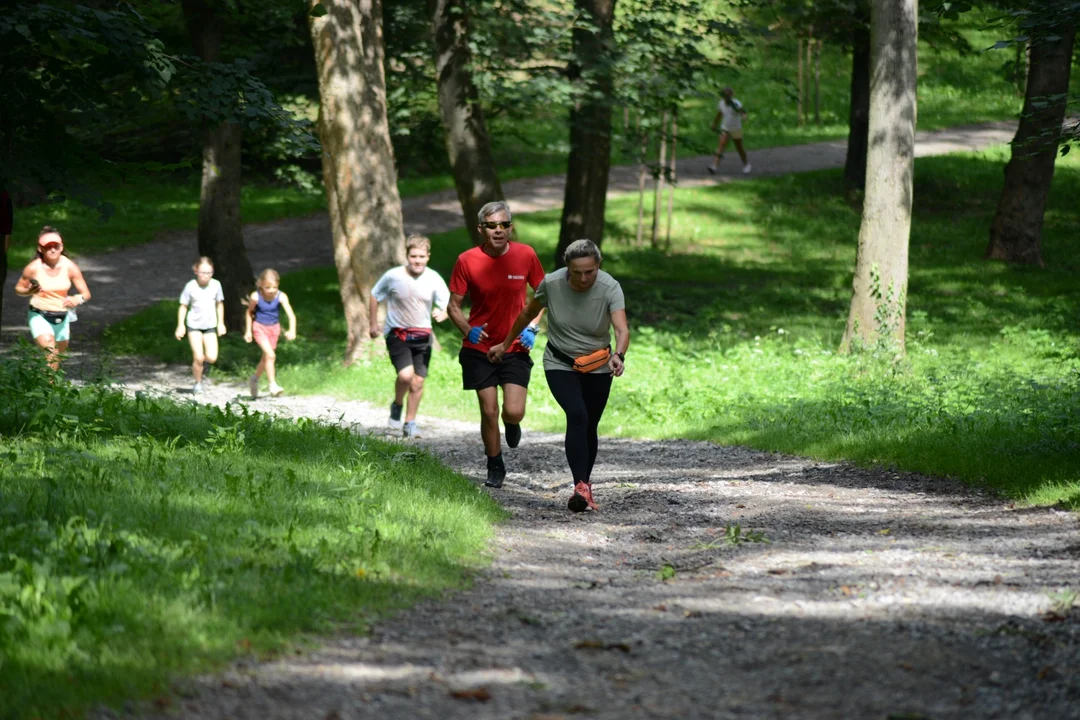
[248,375,259,399]
[742,163,752,174]
[192,382,203,395]
[403,421,420,439]
[268,383,284,397]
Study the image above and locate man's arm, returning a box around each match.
[447,293,472,337]
[368,294,381,339]
[488,298,544,362]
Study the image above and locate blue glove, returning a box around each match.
[467,326,485,344]
[517,326,538,350]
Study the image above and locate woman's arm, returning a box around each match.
[176,305,189,340]
[488,298,544,363]
[66,263,91,306]
[14,263,39,296]
[609,309,630,377]
[280,292,297,340]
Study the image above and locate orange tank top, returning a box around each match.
[29,257,73,313]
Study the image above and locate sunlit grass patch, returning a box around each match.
[0,347,505,719]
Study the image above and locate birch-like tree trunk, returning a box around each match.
[986,25,1075,266]
[432,0,504,246]
[555,0,618,267]
[650,110,668,249]
[309,0,406,363]
[181,0,254,331]
[840,0,918,354]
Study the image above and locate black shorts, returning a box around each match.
[386,333,433,377]
[459,348,532,391]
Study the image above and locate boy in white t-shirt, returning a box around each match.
[707,86,751,175]
[368,234,451,438]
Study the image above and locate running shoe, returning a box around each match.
[505,422,522,449]
[568,482,598,512]
[192,382,204,395]
[248,375,259,399]
[706,165,717,175]
[484,465,506,489]
[268,383,284,397]
[742,163,752,174]
[403,420,420,439]
[388,402,404,429]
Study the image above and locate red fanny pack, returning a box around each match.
[393,327,432,343]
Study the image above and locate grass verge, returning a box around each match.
[107,146,1080,508]
[0,346,505,720]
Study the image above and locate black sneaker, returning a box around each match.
[484,465,506,489]
[388,402,403,430]
[505,422,522,449]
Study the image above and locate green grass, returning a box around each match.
[10,9,1054,268]
[0,347,505,720]
[108,145,1080,508]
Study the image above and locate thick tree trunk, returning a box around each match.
[986,26,1074,267]
[840,0,918,355]
[432,0,504,246]
[309,0,407,363]
[181,0,253,331]
[844,9,871,193]
[555,0,618,268]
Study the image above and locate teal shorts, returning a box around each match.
[28,309,71,343]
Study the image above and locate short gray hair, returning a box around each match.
[563,239,602,265]
[477,201,512,224]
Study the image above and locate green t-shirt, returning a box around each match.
[534,268,625,373]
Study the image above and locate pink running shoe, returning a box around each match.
[568,482,598,512]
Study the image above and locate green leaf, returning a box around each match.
[309,3,328,18]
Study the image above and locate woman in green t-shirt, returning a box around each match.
[489,239,630,512]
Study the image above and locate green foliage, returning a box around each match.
[108,146,1080,508]
[0,344,505,719]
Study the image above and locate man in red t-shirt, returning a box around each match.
[448,201,546,488]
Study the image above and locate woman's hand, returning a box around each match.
[175,326,186,341]
[243,331,253,344]
[285,328,297,342]
[487,342,508,364]
[217,324,227,337]
[609,353,625,377]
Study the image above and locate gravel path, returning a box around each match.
[14,121,1080,718]
[89,360,1080,720]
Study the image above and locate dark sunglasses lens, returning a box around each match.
[483,221,512,229]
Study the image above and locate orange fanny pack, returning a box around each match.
[549,343,611,373]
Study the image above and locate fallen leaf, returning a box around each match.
[1037,665,1055,680]
[451,687,492,702]
[878,528,892,536]
[654,604,668,612]
[767,568,788,575]
[574,639,606,650]
[735,504,746,508]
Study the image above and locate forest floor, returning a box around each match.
[10,122,1080,719]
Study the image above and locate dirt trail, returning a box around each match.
[89,360,1080,720]
[2,121,1017,341]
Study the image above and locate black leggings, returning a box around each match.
[545,370,613,486]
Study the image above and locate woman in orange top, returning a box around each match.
[14,226,91,369]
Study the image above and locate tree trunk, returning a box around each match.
[814,40,822,125]
[181,0,254,331]
[309,0,407,363]
[986,26,1074,267]
[555,0,618,268]
[844,7,871,193]
[840,0,918,355]
[797,39,805,126]
[651,110,668,249]
[636,114,647,248]
[665,109,677,248]
[432,0,504,246]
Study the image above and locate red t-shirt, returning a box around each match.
[450,242,545,352]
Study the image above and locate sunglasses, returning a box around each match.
[481,221,513,230]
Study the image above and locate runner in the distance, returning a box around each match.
[368,234,451,439]
[707,86,751,175]
[447,201,545,488]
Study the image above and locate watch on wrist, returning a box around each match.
[615,351,625,361]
